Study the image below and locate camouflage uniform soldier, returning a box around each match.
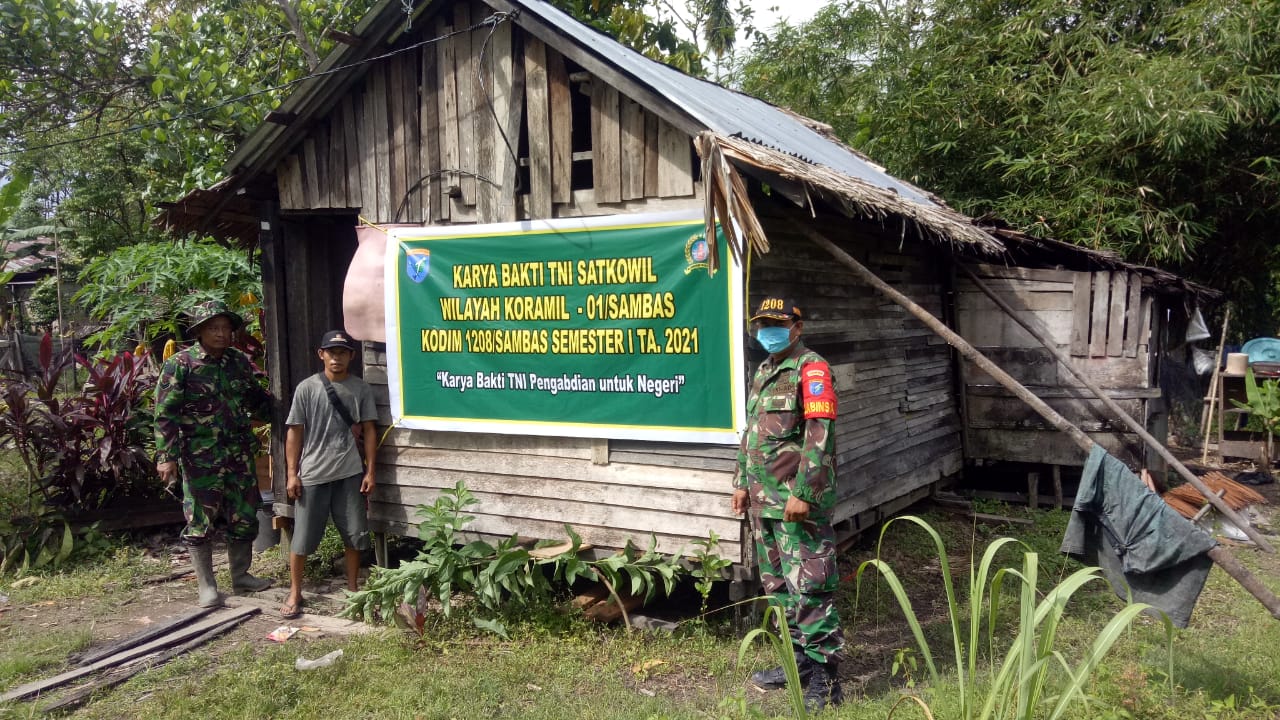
[732,296,844,710]
[155,300,273,607]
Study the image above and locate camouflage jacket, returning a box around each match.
[734,342,838,519]
[154,344,271,467]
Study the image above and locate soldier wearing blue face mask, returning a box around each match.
[732,296,844,710]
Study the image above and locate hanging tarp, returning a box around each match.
[383,210,745,442]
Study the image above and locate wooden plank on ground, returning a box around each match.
[524,36,552,219]
[1070,271,1091,356]
[1106,271,1127,356]
[0,606,259,703]
[1089,271,1110,357]
[591,78,621,203]
[1124,273,1142,358]
[39,613,254,714]
[620,96,645,200]
[72,607,218,667]
[547,47,572,205]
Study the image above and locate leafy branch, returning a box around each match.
[342,481,693,636]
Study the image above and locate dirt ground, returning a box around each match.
[6,448,1278,707]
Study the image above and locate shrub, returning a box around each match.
[0,334,159,514]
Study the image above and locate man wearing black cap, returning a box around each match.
[279,330,377,619]
[732,296,844,710]
[155,300,273,608]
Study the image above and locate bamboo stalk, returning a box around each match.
[956,263,1273,553]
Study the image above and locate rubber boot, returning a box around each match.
[802,660,843,712]
[188,543,224,608]
[229,540,273,594]
[749,651,814,690]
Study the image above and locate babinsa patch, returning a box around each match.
[800,362,837,419]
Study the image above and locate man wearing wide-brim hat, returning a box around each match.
[154,299,273,607]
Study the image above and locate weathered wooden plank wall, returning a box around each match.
[750,210,964,532]
[955,263,1161,466]
[271,8,724,557]
[273,3,697,224]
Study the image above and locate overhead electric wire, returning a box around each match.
[0,13,513,158]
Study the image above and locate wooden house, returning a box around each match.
[952,229,1216,499]
[157,0,1215,574]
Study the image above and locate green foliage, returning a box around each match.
[688,530,733,618]
[73,238,261,348]
[343,480,686,636]
[854,515,1174,720]
[890,646,920,688]
[737,604,809,719]
[0,334,160,514]
[305,523,349,582]
[737,0,1280,335]
[1232,367,1280,437]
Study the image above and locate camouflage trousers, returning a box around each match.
[180,453,260,545]
[751,514,844,665]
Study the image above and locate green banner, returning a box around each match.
[384,211,744,442]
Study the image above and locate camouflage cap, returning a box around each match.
[186,299,244,337]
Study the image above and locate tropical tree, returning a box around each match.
[738,0,1280,335]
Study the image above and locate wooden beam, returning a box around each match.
[0,607,260,702]
[264,111,297,125]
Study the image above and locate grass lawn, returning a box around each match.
[3,482,1280,718]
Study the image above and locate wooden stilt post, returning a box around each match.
[1027,471,1039,510]
[1052,464,1064,509]
[954,263,1273,553]
[798,226,1280,619]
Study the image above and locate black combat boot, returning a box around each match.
[802,660,843,711]
[749,651,814,690]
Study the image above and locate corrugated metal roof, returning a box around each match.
[511,0,938,207]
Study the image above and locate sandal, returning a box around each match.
[280,599,304,619]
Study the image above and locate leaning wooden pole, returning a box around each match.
[956,264,1274,553]
[799,227,1280,619]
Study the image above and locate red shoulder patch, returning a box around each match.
[800,361,837,419]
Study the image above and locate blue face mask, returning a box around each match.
[755,326,793,354]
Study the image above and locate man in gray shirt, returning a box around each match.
[280,330,377,618]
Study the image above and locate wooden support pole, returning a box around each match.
[1201,307,1231,462]
[798,226,1280,619]
[1027,471,1040,511]
[955,263,1274,553]
[1052,464,1064,509]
